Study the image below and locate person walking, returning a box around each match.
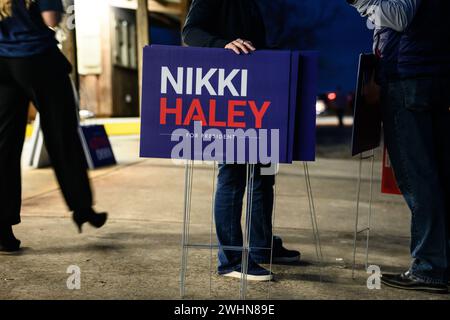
[0,0,107,253]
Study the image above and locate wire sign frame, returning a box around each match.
[179,161,324,300]
[352,149,376,279]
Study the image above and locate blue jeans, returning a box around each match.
[214,164,275,273]
[382,77,450,284]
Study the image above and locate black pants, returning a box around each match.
[0,48,93,226]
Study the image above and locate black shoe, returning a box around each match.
[273,236,301,264]
[253,237,301,264]
[273,247,301,264]
[381,271,448,294]
[73,208,108,234]
[0,225,21,253]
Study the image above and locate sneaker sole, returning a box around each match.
[221,271,273,282]
[255,255,301,265]
[0,250,21,256]
[381,279,449,294]
[273,255,301,264]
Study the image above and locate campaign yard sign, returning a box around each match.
[140,45,317,164]
[351,54,382,156]
[79,125,117,169]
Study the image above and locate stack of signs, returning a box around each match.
[140,45,317,164]
[351,54,382,156]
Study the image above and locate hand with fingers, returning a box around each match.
[225,38,256,55]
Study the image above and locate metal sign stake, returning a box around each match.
[180,160,194,298]
[352,149,376,279]
[303,162,324,278]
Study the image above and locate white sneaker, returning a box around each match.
[222,271,273,282]
[220,264,274,282]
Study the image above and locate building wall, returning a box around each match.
[76,0,113,117]
[74,0,187,117]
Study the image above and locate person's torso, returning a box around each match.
[397,0,450,78]
[210,0,267,48]
[376,0,450,80]
[0,0,58,58]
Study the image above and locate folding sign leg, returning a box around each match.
[267,169,279,299]
[352,150,375,279]
[209,162,217,297]
[365,151,375,269]
[240,164,256,300]
[352,154,364,279]
[303,162,324,278]
[180,160,194,298]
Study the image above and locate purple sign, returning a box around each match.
[140,45,317,164]
[295,51,318,161]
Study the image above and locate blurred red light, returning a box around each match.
[328,92,337,101]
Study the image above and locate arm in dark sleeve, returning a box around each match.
[37,0,65,13]
[182,0,228,48]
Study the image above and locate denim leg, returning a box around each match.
[435,111,450,278]
[382,79,448,284]
[215,164,246,273]
[249,165,275,262]
[431,78,450,275]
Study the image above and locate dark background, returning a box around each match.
[258,0,373,93]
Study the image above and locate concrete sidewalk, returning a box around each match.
[0,132,448,300]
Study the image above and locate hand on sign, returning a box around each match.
[225,39,256,55]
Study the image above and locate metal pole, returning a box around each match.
[352,154,364,279]
[352,150,376,278]
[209,162,217,297]
[268,170,278,299]
[240,164,255,300]
[365,150,376,269]
[180,160,194,298]
[303,162,324,278]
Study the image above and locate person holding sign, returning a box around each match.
[0,0,107,253]
[349,0,450,293]
[183,0,301,282]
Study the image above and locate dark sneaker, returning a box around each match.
[254,236,301,264]
[273,236,301,263]
[273,246,301,264]
[381,271,448,294]
[220,264,273,282]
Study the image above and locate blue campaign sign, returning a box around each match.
[79,125,116,169]
[140,45,317,164]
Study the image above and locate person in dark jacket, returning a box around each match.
[349,0,450,293]
[0,0,107,253]
[182,0,301,282]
